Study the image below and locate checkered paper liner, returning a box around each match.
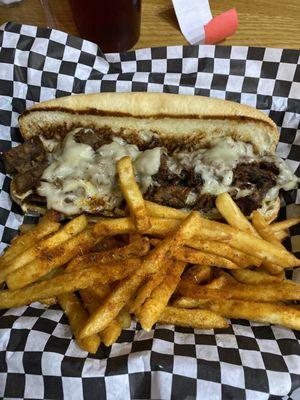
[0,21,299,400]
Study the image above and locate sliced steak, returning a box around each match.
[152,154,187,185]
[232,161,279,215]
[145,185,191,208]
[74,129,112,150]
[187,170,203,187]
[233,161,278,192]
[25,193,47,206]
[258,161,280,175]
[234,192,263,215]
[2,136,46,175]
[193,193,216,212]
[14,160,48,194]
[153,154,203,188]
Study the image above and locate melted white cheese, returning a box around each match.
[38,130,162,214]
[167,137,298,201]
[37,131,298,215]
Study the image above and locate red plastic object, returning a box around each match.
[204,8,238,45]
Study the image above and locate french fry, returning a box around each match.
[182,265,212,284]
[145,201,189,220]
[6,227,101,289]
[216,192,282,274]
[93,217,136,236]
[117,156,151,231]
[186,239,262,268]
[205,275,229,289]
[178,279,300,302]
[67,237,150,272]
[79,288,101,314]
[80,271,144,340]
[118,308,132,329]
[0,211,60,267]
[174,247,240,269]
[80,213,199,338]
[137,261,186,331]
[80,288,125,346]
[0,259,141,309]
[231,269,285,284]
[129,233,143,243]
[93,216,179,237]
[83,287,131,345]
[158,306,228,329]
[252,211,287,248]
[91,237,123,252]
[191,214,299,268]
[101,319,122,347]
[0,215,87,284]
[174,297,300,331]
[57,292,101,353]
[93,216,233,242]
[218,270,238,284]
[129,258,174,313]
[252,211,288,274]
[41,297,57,306]
[274,230,289,242]
[88,284,111,301]
[216,192,257,235]
[270,217,300,232]
[19,223,35,234]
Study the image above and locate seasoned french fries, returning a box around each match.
[0,211,60,267]
[101,319,122,347]
[231,268,285,284]
[192,214,299,268]
[0,259,140,309]
[175,298,300,331]
[80,288,125,346]
[252,211,288,274]
[145,200,188,220]
[118,308,132,329]
[79,288,101,313]
[270,216,300,232]
[58,292,101,353]
[137,261,186,331]
[117,156,151,231]
[252,211,286,248]
[274,230,289,242]
[88,284,111,301]
[216,192,257,235]
[174,247,240,269]
[93,216,180,237]
[67,237,150,272]
[80,213,199,338]
[178,279,300,302]
[181,265,212,284]
[216,193,283,275]
[19,223,35,234]
[185,239,262,268]
[129,258,173,313]
[158,306,228,329]
[0,215,87,284]
[6,227,100,289]
[205,275,229,289]
[80,272,144,339]
[0,161,299,353]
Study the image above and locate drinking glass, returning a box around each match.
[68,0,141,52]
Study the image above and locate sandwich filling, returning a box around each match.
[2,127,298,216]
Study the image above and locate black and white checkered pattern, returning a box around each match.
[0,21,299,399]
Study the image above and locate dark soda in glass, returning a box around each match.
[68,0,141,52]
